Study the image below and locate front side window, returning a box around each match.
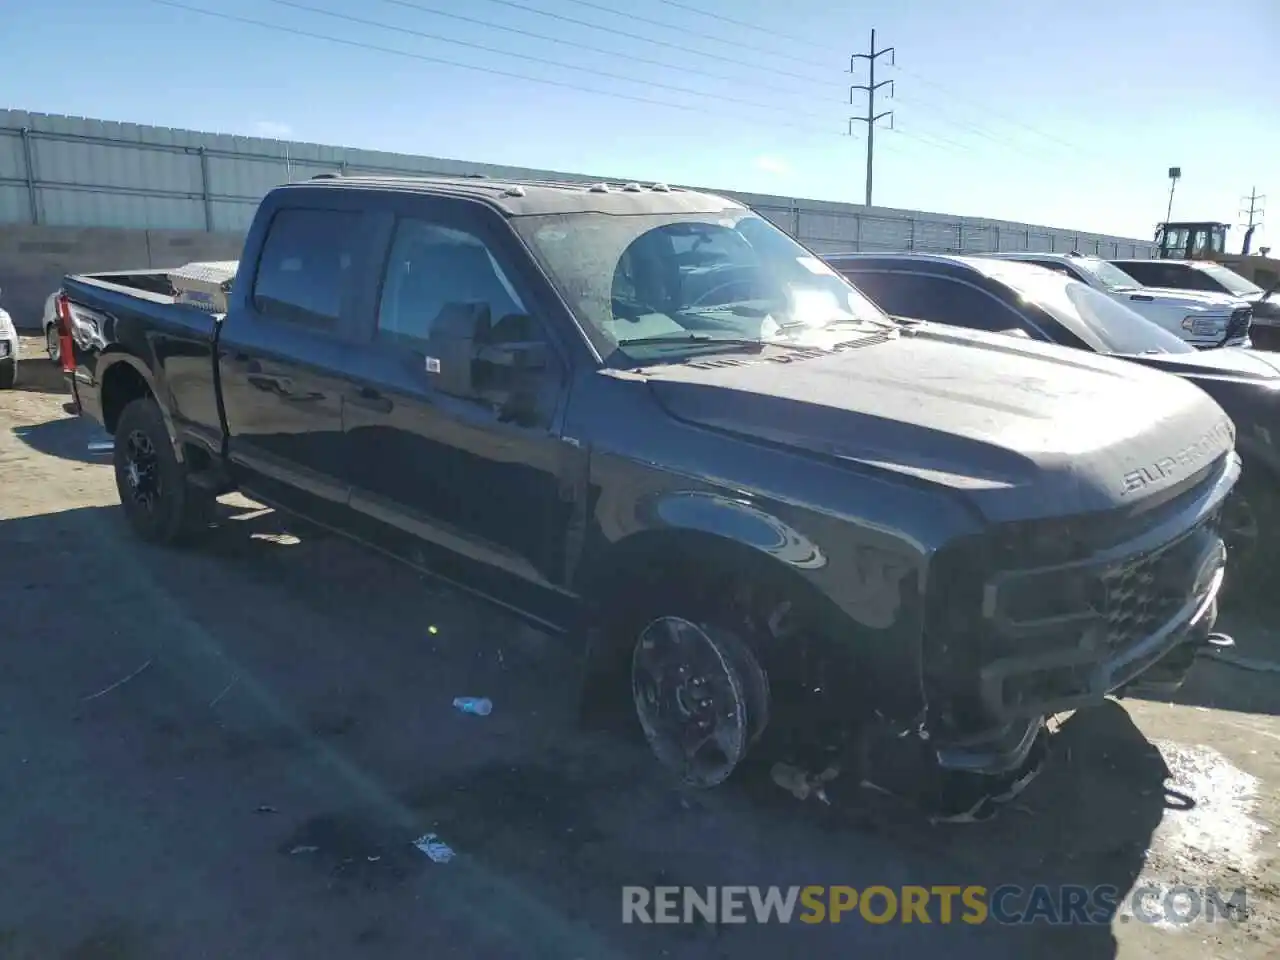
[515,211,892,362]
[1194,263,1263,297]
[253,208,360,325]
[376,219,527,347]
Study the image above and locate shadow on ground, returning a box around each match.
[10,412,111,465]
[1130,609,1280,717]
[0,500,1179,959]
[8,345,67,396]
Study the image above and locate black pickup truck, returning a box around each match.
[60,175,1238,800]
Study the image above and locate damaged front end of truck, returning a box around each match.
[778,447,1240,821]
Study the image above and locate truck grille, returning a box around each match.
[1226,306,1253,341]
[1097,518,1214,652]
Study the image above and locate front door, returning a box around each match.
[218,205,364,527]
[342,200,579,627]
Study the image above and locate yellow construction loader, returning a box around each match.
[1154,220,1280,288]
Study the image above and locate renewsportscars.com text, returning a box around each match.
[622,884,1249,926]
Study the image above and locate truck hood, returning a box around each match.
[1123,287,1251,312]
[1118,345,1280,382]
[645,325,1234,524]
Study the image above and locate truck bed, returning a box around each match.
[61,271,225,447]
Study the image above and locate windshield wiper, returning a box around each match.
[617,333,766,352]
[681,301,772,318]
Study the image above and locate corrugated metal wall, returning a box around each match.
[0,109,1159,258]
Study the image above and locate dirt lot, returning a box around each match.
[2,337,1278,959]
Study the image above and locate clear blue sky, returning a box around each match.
[4,0,1276,245]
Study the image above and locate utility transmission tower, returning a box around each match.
[848,28,895,208]
[1240,187,1266,254]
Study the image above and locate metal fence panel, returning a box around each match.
[0,109,1159,257]
[912,219,958,252]
[0,130,25,180]
[37,187,203,230]
[0,185,29,224]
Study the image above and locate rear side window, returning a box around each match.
[375,218,527,347]
[845,270,1026,333]
[253,208,360,325]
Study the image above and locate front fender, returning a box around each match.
[580,483,931,730]
[640,490,828,571]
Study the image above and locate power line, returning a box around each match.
[654,0,844,53]
[370,0,817,100]
[848,29,895,206]
[263,0,843,124]
[459,0,835,84]
[149,0,849,137]
[644,0,1090,158]
[884,63,1085,153]
[556,0,828,71]
[373,0,1010,164]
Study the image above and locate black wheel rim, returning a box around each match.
[631,616,748,787]
[122,429,162,514]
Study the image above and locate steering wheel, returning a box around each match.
[688,278,758,308]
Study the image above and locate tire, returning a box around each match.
[610,573,774,789]
[1221,460,1280,603]
[46,325,60,365]
[0,358,14,390]
[112,398,212,545]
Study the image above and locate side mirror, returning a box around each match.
[425,302,488,398]
[477,339,547,371]
[425,307,549,399]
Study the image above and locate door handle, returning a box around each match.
[348,387,393,414]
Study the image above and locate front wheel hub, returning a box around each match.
[631,616,765,788]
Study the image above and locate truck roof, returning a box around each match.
[280,174,747,218]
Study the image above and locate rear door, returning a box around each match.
[218,204,370,527]
[340,195,578,626]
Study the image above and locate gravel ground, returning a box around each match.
[1,337,1278,959]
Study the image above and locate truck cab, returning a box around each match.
[1156,221,1230,260]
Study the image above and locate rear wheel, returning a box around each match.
[112,398,212,545]
[0,358,14,390]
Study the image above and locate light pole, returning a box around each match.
[1165,166,1181,225]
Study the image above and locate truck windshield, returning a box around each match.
[1073,257,1143,293]
[977,261,1194,356]
[1194,263,1264,297]
[514,210,893,362]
